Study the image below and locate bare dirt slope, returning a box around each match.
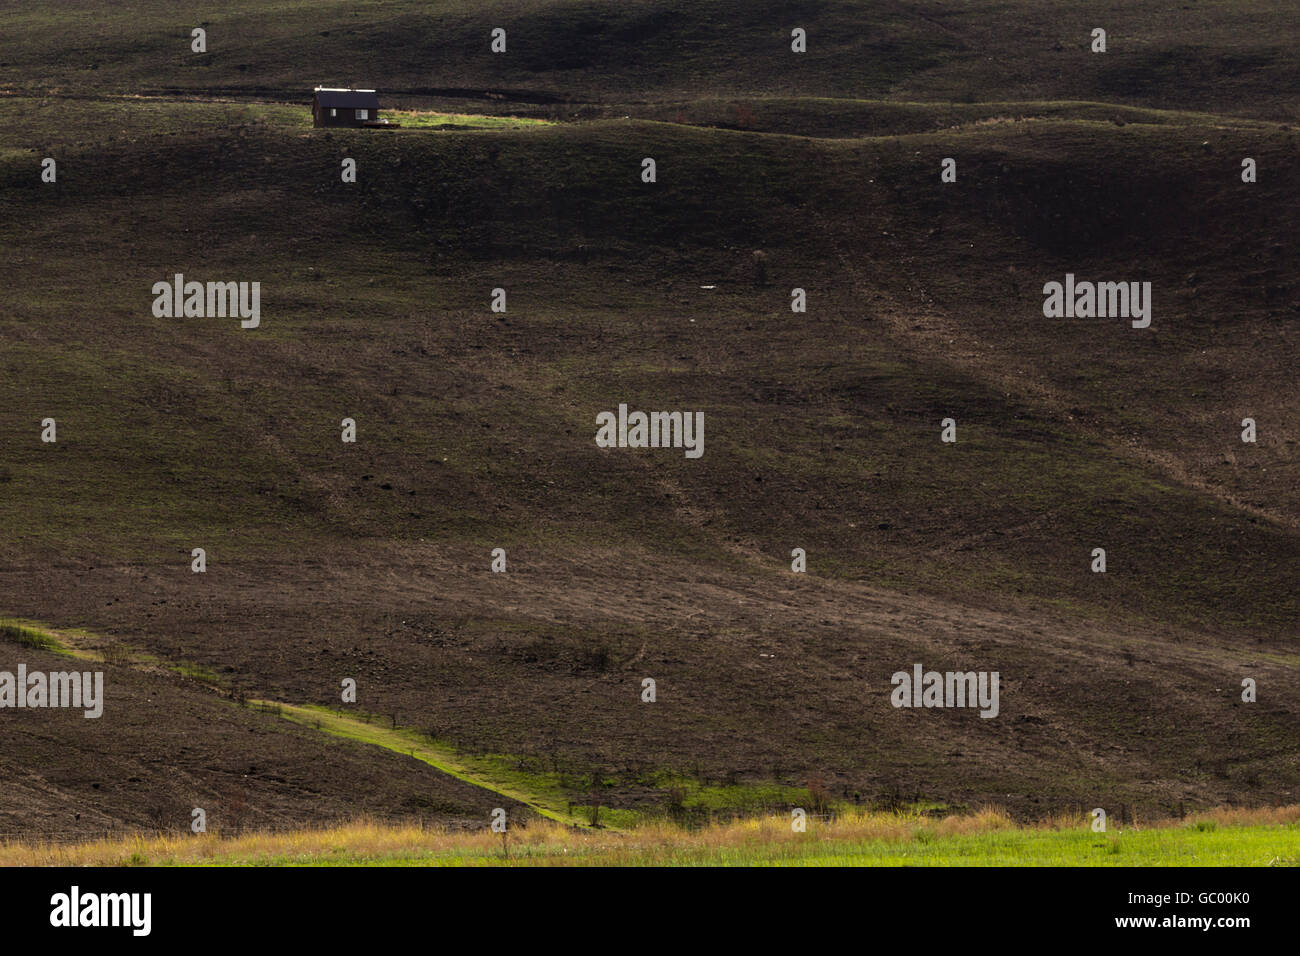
[0,2,1296,836]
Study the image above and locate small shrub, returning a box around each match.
[732,102,755,128]
[100,642,132,666]
[666,785,687,817]
[579,644,611,673]
[807,775,831,816]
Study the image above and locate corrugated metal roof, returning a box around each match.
[314,88,380,109]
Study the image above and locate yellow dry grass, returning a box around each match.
[4,804,1296,867]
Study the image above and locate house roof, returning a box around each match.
[314,88,379,109]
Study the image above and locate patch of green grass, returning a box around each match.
[260,701,596,828]
[0,616,230,690]
[0,620,74,656]
[188,816,1300,866]
[388,110,553,130]
[258,701,833,829]
[172,661,222,684]
[762,827,1291,867]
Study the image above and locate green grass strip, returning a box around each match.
[251,701,604,830]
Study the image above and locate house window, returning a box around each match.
[356,109,369,120]
[329,108,337,117]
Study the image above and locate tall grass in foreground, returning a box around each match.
[3,806,1297,867]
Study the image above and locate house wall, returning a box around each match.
[312,99,376,128]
